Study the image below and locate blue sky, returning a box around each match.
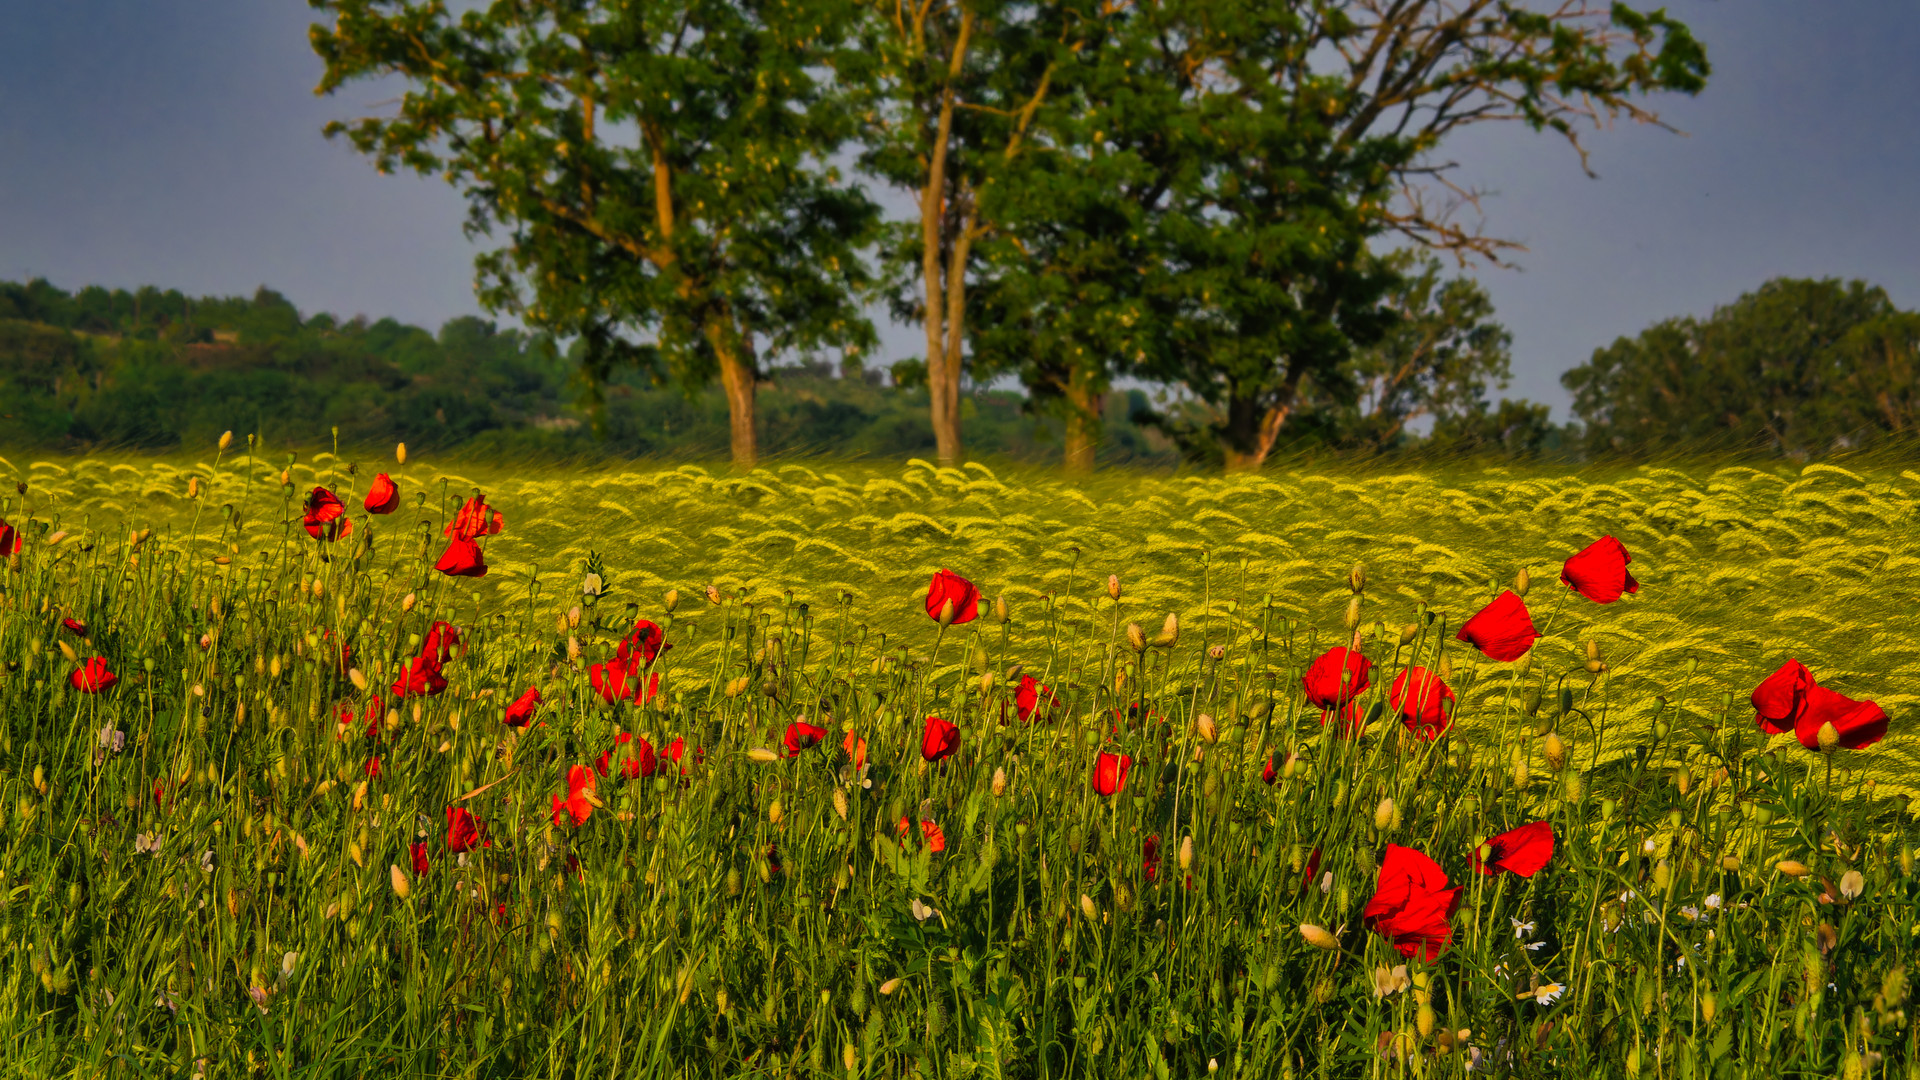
[3,2,1916,418]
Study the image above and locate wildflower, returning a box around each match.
[1525,982,1566,1006]
[504,686,542,727]
[1471,822,1555,878]
[390,655,447,698]
[133,832,163,855]
[1302,646,1372,709]
[70,657,118,694]
[1389,667,1455,739]
[1261,753,1279,785]
[445,806,485,853]
[61,617,87,637]
[1300,924,1340,951]
[364,473,400,514]
[924,569,981,626]
[1013,675,1057,722]
[615,619,670,664]
[410,841,430,876]
[896,816,947,853]
[444,494,505,541]
[783,721,829,757]
[422,621,464,663]
[364,756,383,778]
[921,716,961,763]
[1455,591,1539,662]
[1372,965,1411,997]
[910,898,939,922]
[1704,893,1723,910]
[1511,917,1536,937]
[301,487,353,542]
[434,539,488,578]
[1301,846,1323,893]
[588,658,660,705]
[1751,658,1887,751]
[1092,752,1132,797]
[97,725,125,754]
[551,767,596,827]
[841,729,867,769]
[1560,536,1639,604]
[1144,835,1162,882]
[0,518,20,556]
[1364,845,1462,961]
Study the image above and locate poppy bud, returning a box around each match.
[390,864,411,897]
[706,584,722,605]
[1079,894,1098,920]
[994,596,1009,623]
[879,977,902,996]
[1438,654,1452,681]
[1207,644,1226,660]
[402,593,417,613]
[1179,835,1193,871]
[1299,924,1339,950]
[1105,574,1121,602]
[1417,1003,1436,1038]
[566,636,581,661]
[664,589,680,613]
[1125,622,1146,652]
[1149,611,1179,648]
[768,800,784,825]
[1817,722,1842,754]
[1346,562,1366,594]
[746,747,779,763]
[1511,747,1529,790]
[1195,714,1217,743]
[1513,568,1531,596]
[1563,770,1585,803]
[188,476,200,499]
[1399,623,1420,645]
[1543,732,1567,772]
[1374,797,1396,831]
[1342,595,1362,632]
[1721,854,1741,872]
[1776,860,1811,878]
[937,598,957,628]
[991,767,1007,796]
[348,668,367,691]
[832,789,848,820]
[219,430,233,452]
[395,442,407,464]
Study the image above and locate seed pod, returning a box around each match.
[768,800,784,825]
[1347,562,1366,594]
[1299,924,1339,950]
[1374,797,1396,831]
[1542,732,1567,772]
[746,747,778,763]
[832,789,849,820]
[1817,722,1842,754]
[1513,567,1531,596]
[1107,574,1121,602]
[1416,1003,1436,1038]
[1399,623,1420,645]
[1511,747,1530,790]
[1079,894,1098,920]
[937,599,958,628]
[188,476,201,499]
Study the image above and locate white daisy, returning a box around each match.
[1511,917,1536,938]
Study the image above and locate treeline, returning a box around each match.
[0,278,1179,462]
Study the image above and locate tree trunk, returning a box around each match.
[709,320,757,471]
[920,12,974,470]
[1222,370,1303,472]
[1062,370,1102,476]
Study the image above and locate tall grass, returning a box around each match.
[2,446,1918,1077]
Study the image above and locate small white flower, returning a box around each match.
[582,572,604,597]
[199,850,216,875]
[909,898,939,922]
[1511,917,1536,938]
[1524,940,1546,951]
[1641,838,1657,855]
[1678,905,1702,922]
[1703,893,1723,910]
[1620,889,1638,903]
[1530,982,1565,1006]
[133,832,163,855]
[1318,871,1333,895]
[280,951,299,980]
[98,726,125,754]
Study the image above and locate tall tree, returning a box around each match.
[310,0,878,470]
[997,0,1706,471]
[1564,277,1909,454]
[851,0,1071,467]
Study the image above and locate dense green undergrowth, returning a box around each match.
[2,449,1919,1077]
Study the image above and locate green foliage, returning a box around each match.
[1563,277,1920,456]
[0,452,1917,1076]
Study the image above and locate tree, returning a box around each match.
[1563,277,1910,454]
[310,0,879,470]
[850,0,1072,467]
[1332,251,1517,450]
[1001,0,1706,471]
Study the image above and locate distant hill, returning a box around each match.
[0,278,1177,464]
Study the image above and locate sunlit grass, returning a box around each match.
[1,446,1917,1077]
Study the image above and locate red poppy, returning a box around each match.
[1470,821,1555,878]
[1092,752,1132,796]
[444,495,505,541]
[364,473,401,514]
[921,716,961,763]
[783,721,828,757]
[445,806,486,854]
[615,620,670,665]
[1013,675,1057,722]
[70,656,117,693]
[1303,647,1372,708]
[409,840,430,876]
[1144,834,1162,882]
[588,659,660,705]
[504,686,542,727]
[435,539,487,578]
[1302,846,1323,892]
[1389,668,1455,740]
[60,617,87,637]
[1320,700,1368,736]
[0,518,19,556]
[842,729,868,769]
[422,621,464,663]
[1752,659,1889,751]
[664,737,688,771]
[1261,754,1279,785]
[1561,536,1639,604]
[364,756,383,779]
[1363,844,1462,962]
[390,655,447,698]
[924,569,980,625]
[302,487,353,542]
[897,816,948,853]
[598,732,658,780]
[551,790,592,827]
[1455,591,1539,662]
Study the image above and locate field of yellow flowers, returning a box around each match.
[2,443,1919,1078]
